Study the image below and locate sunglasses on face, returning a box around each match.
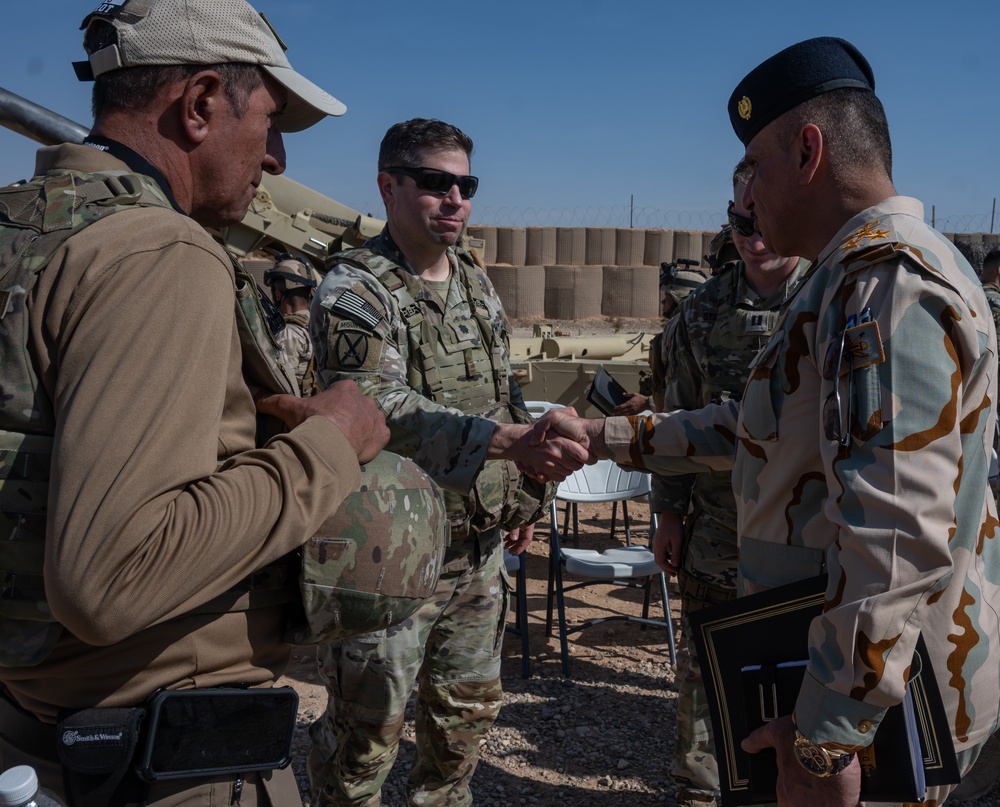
[385,166,479,199]
[727,201,756,237]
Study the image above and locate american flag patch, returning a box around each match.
[333,290,382,330]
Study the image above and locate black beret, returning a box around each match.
[728,37,875,146]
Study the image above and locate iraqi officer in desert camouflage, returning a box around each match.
[533,37,1000,806]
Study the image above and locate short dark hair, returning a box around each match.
[85,20,263,120]
[378,118,474,171]
[983,249,1000,275]
[776,88,893,181]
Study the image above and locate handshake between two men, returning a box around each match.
[494,407,607,484]
[255,381,608,481]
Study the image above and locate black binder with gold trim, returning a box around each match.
[688,575,959,806]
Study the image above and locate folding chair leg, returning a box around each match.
[545,547,555,635]
[623,500,631,546]
[554,558,572,677]
[658,572,677,664]
[516,554,530,678]
[610,501,618,541]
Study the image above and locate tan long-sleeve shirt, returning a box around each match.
[2,144,360,721]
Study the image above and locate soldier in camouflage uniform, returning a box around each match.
[536,38,1000,806]
[981,250,1000,366]
[645,266,707,413]
[306,119,586,807]
[264,255,318,395]
[653,162,809,807]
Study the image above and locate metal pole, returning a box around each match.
[630,194,634,229]
[932,205,935,229]
[991,198,995,234]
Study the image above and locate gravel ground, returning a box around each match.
[279,499,1000,806]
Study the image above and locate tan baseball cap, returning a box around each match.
[74,0,346,132]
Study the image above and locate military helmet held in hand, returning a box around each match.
[286,451,448,644]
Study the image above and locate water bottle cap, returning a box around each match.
[0,765,37,805]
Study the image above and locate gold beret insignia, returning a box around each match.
[738,96,752,121]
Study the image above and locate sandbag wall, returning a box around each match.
[471,225,714,320]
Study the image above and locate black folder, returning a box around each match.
[688,575,959,806]
[585,366,630,416]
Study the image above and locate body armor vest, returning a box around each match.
[0,169,297,667]
[337,248,553,538]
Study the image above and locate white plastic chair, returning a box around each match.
[557,460,650,547]
[503,549,531,678]
[523,400,564,417]
[545,460,676,676]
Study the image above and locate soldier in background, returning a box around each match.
[641,264,707,413]
[265,255,318,395]
[652,161,809,807]
[615,264,705,416]
[981,249,1000,362]
[307,118,587,806]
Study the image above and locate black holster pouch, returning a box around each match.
[56,707,148,807]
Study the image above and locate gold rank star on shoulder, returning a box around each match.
[840,219,892,251]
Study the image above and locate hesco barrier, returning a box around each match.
[556,227,587,265]
[525,226,557,265]
[485,265,545,319]
[644,229,674,266]
[469,226,719,322]
[585,227,616,265]
[601,265,659,319]
[615,228,645,267]
[472,226,716,270]
[543,265,603,320]
[495,226,526,266]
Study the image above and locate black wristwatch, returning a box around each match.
[792,730,855,777]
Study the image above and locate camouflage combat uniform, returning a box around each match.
[653,259,809,805]
[279,309,315,395]
[308,228,536,807]
[604,197,1000,805]
[983,281,1000,377]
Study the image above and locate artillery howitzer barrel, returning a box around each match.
[311,211,358,231]
[0,86,88,147]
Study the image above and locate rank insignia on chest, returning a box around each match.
[741,310,775,336]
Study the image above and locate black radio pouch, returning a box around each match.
[56,706,148,807]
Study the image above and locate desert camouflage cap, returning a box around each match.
[287,451,448,645]
[74,0,346,131]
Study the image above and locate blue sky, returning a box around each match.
[2,0,998,233]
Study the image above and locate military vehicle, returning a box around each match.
[1,86,655,415]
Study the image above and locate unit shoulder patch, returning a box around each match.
[328,321,383,372]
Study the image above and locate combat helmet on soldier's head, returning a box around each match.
[264,257,317,292]
[286,451,448,645]
[659,261,706,311]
